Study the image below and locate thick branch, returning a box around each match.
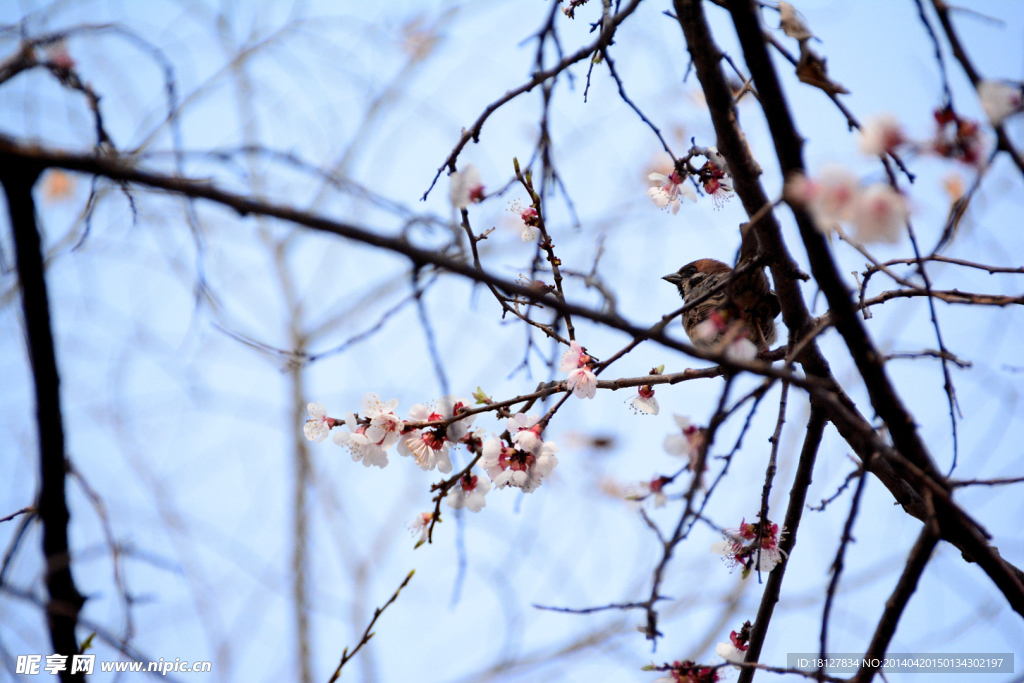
[725,0,1024,617]
[2,159,85,682]
[851,523,941,683]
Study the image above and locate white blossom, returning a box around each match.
[629,386,659,415]
[507,413,543,453]
[333,412,389,468]
[445,470,491,512]
[646,171,696,214]
[303,401,331,443]
[449,163,484,208]
[716,641,746,666]
[978,80,1024,126]
[725,338,758,362]
[480,438,558,493]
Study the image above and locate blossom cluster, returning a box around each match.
[645,147,733,214]
[711,517,786,577]
[304,395,561,543]
[786,166,908,244]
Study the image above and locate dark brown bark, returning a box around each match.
[2,160,85,682]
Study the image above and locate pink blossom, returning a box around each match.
[711,518,787,576]
[799,166,859,234]
[519,206,540,241]
[851,184,907,244]
[699,157,733,209]
[558,340,589,372]
[566,366,598,399]
[559,340,597,399]
[858,113,906,156]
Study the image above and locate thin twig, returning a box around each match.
[327,570,415,683]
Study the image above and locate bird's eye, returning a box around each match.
[683,266,696,277]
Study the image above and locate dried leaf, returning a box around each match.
[796,45,849,96]
[779,2,813,41]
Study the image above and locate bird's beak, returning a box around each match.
[662,272,682,285]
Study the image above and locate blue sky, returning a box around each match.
[1,1,1023,682]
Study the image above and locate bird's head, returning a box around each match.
[662,258,731,300]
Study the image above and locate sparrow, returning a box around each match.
[662,258,780,353]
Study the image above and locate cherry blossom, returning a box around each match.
[704,146,729,175]
[303,401,333,443]
[715,641,745,666]
[558,340,588,372]
[333,412,389,468]
[698,157,733,209]
[520,206,540,241]
[445,470,491,512]
[450,163,485,208]
[566,366,598,399]
[630,385,659,415]
[850,184,908,244]
[646,170,696,214]
[711,517,787,577]
[399,401,453,473]
[664,415,705,471]
[626,475,670,508]
[559,340,597,399]
[480,438,558,493]
[858,113,906,156]
[978,80,1024,127]
[408,512,433,548]
[790,166,859,234]
[507,412,543,453]
[653,660,720,683]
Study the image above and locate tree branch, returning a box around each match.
[2,158,85,682]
